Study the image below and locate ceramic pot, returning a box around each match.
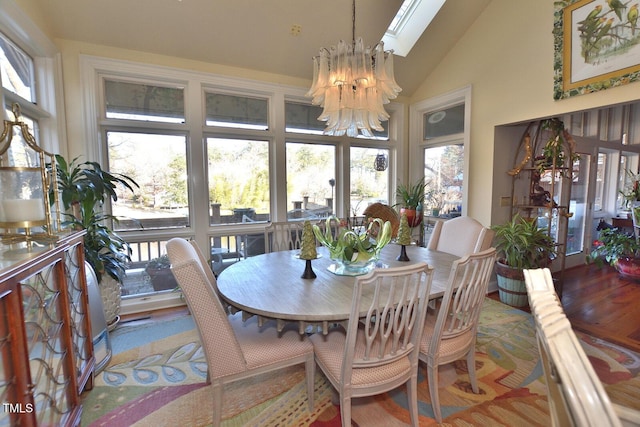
[400,207,423,227]
[146,267,179,291]
[99,274,122,331]
[615,257,640,281]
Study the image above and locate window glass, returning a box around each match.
[286,142,336,220]
[107,131,188,230]
[205,92,268,130]
[594,152,606,211]
[0,32,34,102]
[285,101,389,139]
[349,147,389,216]
[424,104,464,140]
[424,144,464,215]
[618,152,639,210]
[105,79,185,123]
[207,137,270,224]
[285,101,325,134]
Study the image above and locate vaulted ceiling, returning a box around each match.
[32,0,491,97]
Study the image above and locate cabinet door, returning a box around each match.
[21,254,80,426]
[0,282,36,427]
[62,239,94,391]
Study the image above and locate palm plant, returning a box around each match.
[492,214,557,270]
[54,155,139,283]
[395,179,427,209]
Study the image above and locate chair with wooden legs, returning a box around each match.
[418,247,497,423]
[166,237,315,427]
[263,221,305,253]
[310,263,434,427]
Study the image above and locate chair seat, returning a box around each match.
[310,326,412,387]
[419,318,475,363]
[231,313,314,370]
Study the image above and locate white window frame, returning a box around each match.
[0,1,65,154]
[409,86,471,215]
[80,55,402,314]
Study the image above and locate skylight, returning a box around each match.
[382,0,446,57]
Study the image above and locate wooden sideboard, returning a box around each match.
[0,231,94,427]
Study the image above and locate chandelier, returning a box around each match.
[306,0,402,138]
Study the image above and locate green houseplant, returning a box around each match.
[395,179,427,227]
[54,155,139,327]
[492,214,557,307]
[588,228,640,280]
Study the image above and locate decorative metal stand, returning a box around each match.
[397,244,410,261]
[301,259,316,279]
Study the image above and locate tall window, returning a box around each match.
[422,102,466,215]
[107,131,188,230]
[424,144,464,214]
[103,79,188,231]
[286,142,336,219]
[350,147,389,216]
[207,137,270,224]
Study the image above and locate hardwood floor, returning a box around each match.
[491,263,640,354]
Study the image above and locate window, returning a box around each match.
[0,32,35,102]
[207,137,270,224]
[105,79,184,123]
[410,89,469,218]
[286,142,336,219]
[424,145,463,214]
[206,92,268,130]
[107,131,188,231]
[350,147,389,215]
[594,152,606,211]
[84,56,399,312]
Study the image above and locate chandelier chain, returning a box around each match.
[352,0,356,45]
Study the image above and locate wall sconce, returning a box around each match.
[374,152,388,171]
[0,103,60,243]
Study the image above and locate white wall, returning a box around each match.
[411,0,640,225]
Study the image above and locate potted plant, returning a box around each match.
[54,155,139,328]
[145,254,179,291]
[588,228,640,280]
[395,178,427,227]
[491,214,557,307]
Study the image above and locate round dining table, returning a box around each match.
[216,244,459,334]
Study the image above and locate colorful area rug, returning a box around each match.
[81,298,640,426]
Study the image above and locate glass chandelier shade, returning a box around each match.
[306,3,401,138]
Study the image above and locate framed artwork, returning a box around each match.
[554,0,640,99]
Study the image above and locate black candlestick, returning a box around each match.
[301,259,317,279]
[396,245,410,262]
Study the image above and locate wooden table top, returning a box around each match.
[217,244,458,333]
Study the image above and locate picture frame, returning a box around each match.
[554,0,640,99]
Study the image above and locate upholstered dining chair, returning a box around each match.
[427,216,494,257]
[524,268,640,427]
[309,263,434,427]
[165,237,315,427]
[418,247,497,423]
[263,221,305,253]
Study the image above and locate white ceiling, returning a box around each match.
[32,0,491,97]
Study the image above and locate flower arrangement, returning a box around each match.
[313,216,392,275]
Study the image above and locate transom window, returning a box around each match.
[0,31,35,102]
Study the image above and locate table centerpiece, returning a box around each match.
[313,216,392,276]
